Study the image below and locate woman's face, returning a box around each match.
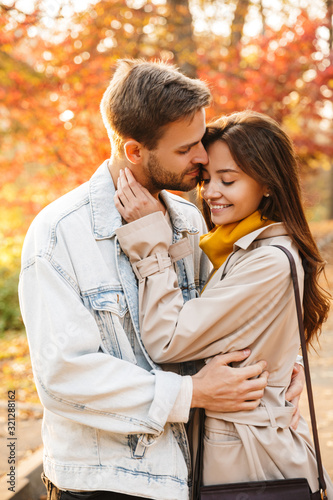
[201,141,267,226]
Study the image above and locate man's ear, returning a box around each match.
[124,140,144,165]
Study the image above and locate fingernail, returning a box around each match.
[243,349,251,355]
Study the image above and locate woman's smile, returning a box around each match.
[208,203,233,211]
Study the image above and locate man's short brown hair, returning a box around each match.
[100,59,211,155]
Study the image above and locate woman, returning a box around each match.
[114,111,333,495]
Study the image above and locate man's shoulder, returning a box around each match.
[27,161,111,237]
[22,181,91,265]
[32,181,90,232]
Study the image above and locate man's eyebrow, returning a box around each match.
[177,140,201,150]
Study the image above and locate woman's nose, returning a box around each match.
[202,181,220,200]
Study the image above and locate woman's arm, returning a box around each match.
[116,210,293,364]
[114,169,292,364]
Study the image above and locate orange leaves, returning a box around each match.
[199,8,332,162]
[0,1,332,235]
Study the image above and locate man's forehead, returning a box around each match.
[158,109,207,147]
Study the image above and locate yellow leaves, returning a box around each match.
[0,203,25,270]
[0,187,29,282]
[1,42,12,54]
[0,335,29,360]
[0,331,38,403]
[240,44,260,64]
[0,235,22,269]
[309,220,333,241]
[321,158,332,171]
[307,154,331,171]
[283,113,302,135]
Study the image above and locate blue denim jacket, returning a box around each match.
[19,161,210,500]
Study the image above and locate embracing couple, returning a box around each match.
[19,59,333,500]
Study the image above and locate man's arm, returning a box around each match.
[19,256,185,435]
[192,350,269,411]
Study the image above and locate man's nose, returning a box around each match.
[193,142,208,165]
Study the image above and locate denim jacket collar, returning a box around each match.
[160,191,199,236]
[90,160,199,240]
[89,160,122,240]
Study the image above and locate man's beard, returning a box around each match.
[143,151,199,193]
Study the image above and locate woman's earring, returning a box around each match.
[264,193,270,198]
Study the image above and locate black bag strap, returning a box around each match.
[193,244,327,500]
[273,245,327,498]
[193,407,205,500]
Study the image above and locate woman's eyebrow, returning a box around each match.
[216,168,239,174]
[200,167,239,174]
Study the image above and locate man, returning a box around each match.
[19,59,303,500]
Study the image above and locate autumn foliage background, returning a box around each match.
[0,0,333,401]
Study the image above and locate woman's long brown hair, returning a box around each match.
[199,110,330,347]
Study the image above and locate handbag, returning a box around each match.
[193,245,328,500]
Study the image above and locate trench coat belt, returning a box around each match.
[132,239,193,282]
[205,402,294,429]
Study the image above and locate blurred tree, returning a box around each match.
[0,0,332,334]
[231,0,251,46]
[0,0,332,231]
[168,0,197,77]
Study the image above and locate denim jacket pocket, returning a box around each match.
[87,290,137,364]
[89,289,128,316]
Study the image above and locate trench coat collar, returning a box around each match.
[234,222,288,251]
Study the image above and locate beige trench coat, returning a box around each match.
[116,212,333,497]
